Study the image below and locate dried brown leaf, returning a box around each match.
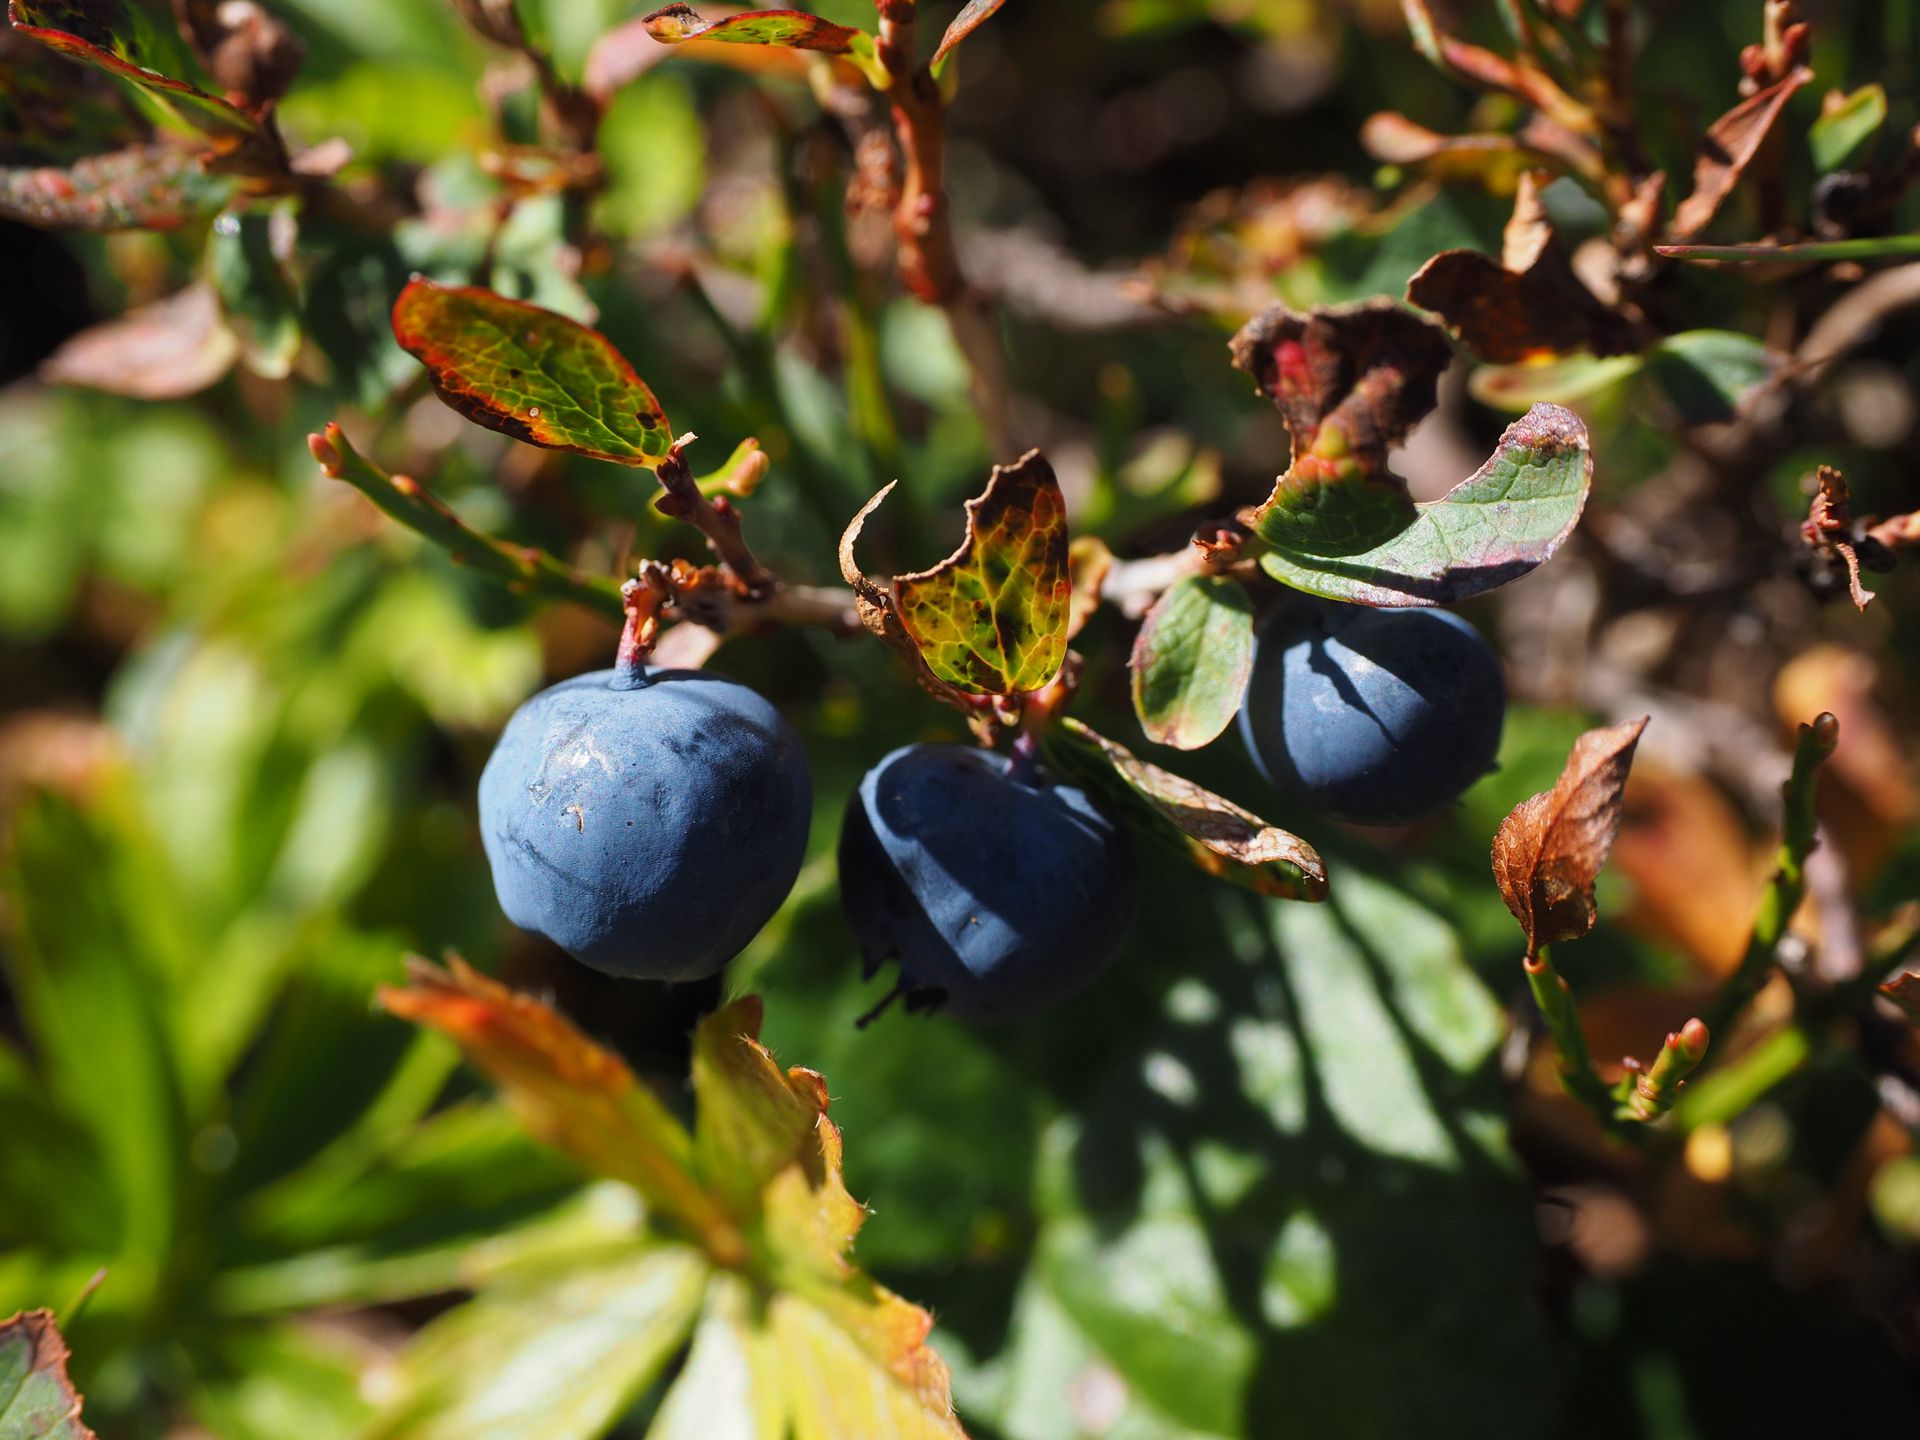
[1882,971,1920,1024]
[1493,717,1649,955]
[39,282,236,398]
[1671,67,1814,239]
[1800,464,1872,611]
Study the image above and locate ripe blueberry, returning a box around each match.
[1238,602,1505,825]
[478,666,812,980]
[838,744,1134,1022]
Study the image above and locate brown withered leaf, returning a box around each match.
[0,1309,98,1439]
[1408,173,1639,362]
[40,282,237,398]
[1493,717,1649,956]
[1361,112,1566,191]
[1671,67,1814,239]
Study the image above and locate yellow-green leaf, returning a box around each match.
[1130,575,1255,750]
[890,450,1071,695]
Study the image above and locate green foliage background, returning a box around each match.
[3,1,1920,1437]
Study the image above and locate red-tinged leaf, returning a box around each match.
[1229,300,1450,557]
[0,26,146,163]
[1671,67,1813,239]
[1408,173,1638,363]
[8,0,259,142]
[641,3,884,82]
[0,141,231,228]
[931,0,1007,73]
[886,450,1071,695]
[378,957,746,1264]
[40,281,237,397]
[1492,717,1649,957]
[1130,575,1255,750]
[1255,402,1593,607]
[0,1310,97,1440]
[375,959,969,1440]
[390,279,675,466]
[1046,717,1327,902]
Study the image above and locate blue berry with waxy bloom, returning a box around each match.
[839,743,1134,1023]
[478,584,811,981]
[1239,602,1505,826]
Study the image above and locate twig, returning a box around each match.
[654,437,774,594]
[1616,1019,1710,1122]
[309,423,623,617]
[1700,712,1840,1037]
[1525,944,1614,1123]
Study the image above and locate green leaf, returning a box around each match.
[1810,84,1887,173]
[0,143,232,229]
[889,451,1071,695]
[207,210,301,380]
[640,4,885,84]
[8,0,259,142]
[931,0,1008,75]
[1129,575,1255,750]
[645,1275,783,1440]
[0,36,146,163]
[1644,329,1783,426]
[0,1310,95,1440]
[1257,402,1592,607]
[390,279,675,465]
[1045,718,1327,902]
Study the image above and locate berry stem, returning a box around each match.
[613,567,673,689]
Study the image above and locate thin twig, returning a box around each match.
[1526,943,1614,1124]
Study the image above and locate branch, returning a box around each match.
[1616,1018,1710,1122]
[1525,944,1614,1124]
[655,437,774,594]
[309,423,623,618]
[1700,712,1840,1037]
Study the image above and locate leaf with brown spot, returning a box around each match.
[1408,173,1638,363]
[1671,68,1813,239]
[0,141,232,229]
[391,279,674,466]
[0,1310,97,1439]
[40,281,236,397]
[1046,718,1327,902]
[888,451,1071,695]
[1492,717,1649,956]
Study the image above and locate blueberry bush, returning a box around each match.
[4,0,1920,1436]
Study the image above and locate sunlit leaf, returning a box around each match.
[1129,575,1254,750]
[1810,83,1887,174]
[1046,718,1327,902]
[390,279,675,466]
[0,1310,96,1440]
[890,451,1071,695]
[0,142,231,229]
[1467,352,1643,412]
[7,0,258,142]
[1671,68,1813,239]
[1256,403,1592,607]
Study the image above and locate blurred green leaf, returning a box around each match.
[1643,329,1783,425]
[1130,575,1255,750]
[1809,83,1886,174]
[207,209,301,380]
[596,73,705,239]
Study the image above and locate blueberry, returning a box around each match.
[838,744,1134,1022]
[478,667,812,980]
[1238,603,1505,826]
